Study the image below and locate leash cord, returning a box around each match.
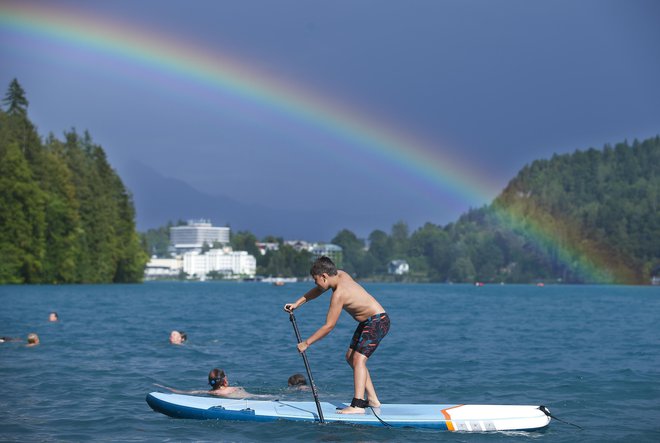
[369,406,393,427]
[539,405,583,430]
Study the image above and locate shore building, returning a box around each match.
[144,257,183,280]
[183,248,256,279]
[170,219,230,254]
[388,260,410,275]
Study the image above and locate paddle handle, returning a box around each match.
[289,313,325,424]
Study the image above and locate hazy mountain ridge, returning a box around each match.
[118,160,385,241]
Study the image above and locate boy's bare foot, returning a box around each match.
[337,406,365,414]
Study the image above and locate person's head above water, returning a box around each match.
[310,256,337,277]
[49,312,59,322]
[27,333,40,346]
[288,373,307,387]
[208,368,227,390]
[169,330,187,345]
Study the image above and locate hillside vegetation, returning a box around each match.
[0,79,146,283]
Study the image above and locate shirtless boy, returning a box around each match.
[284,256,390,414]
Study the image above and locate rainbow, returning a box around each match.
[0,1,491,206]
[0,2,630,283]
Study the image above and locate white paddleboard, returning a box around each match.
[146,392,551,431]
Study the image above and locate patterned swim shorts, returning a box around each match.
[349,312,390,358]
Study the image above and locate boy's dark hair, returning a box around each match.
[208,368,226,389]
[310,256,337,276]
[288,373,307,386]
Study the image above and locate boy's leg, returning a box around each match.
[364,367,380,407]
[339,349,373,414]
[345,348,380,406]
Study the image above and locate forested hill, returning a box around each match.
[452,137,659,284]
[0,79,147,283]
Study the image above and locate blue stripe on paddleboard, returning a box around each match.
[146,393,450,428]
[146,393,276,422]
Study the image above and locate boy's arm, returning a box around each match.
[297,292,343,353]
[154,383,206,395]
[284,285,325,312]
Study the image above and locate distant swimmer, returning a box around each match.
[26,333,40,347]
[287,373,310,391]
[49,312,59,322]
[169,330,187,345]
[155,368,271,399]
[284,256,390,414]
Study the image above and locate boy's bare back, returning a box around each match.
[333,271,385,322]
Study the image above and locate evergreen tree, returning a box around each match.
[2,78,28,117]
[39,138,81,283]
[0,137,46,283]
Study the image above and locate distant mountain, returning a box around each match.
[116,161,378,240]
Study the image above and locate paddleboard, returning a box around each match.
[146,392,551,431]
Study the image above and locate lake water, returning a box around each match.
[1,282,658,442]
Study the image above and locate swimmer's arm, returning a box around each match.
[298,292,342,352]
[210,387,273,399]
[284,286,325,312]
[154,383,207,395]
[246,393,276,399]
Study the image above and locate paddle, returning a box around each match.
[289,312,325,424]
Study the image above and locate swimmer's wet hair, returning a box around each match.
[288,373,307,386]
[310,256,337,276]
[208,368,226,389]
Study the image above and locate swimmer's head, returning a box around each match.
[208,368,227,390]
[49,312,59,322]
[288,373,307,387]
[169,330,186,344]
[27,333,39,346]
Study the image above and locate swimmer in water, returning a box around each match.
[155,368,272,399]
[169,330,187,345]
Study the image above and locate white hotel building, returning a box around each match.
[183,248,256,278]
[170,220,230,254]
[144,219,256,280]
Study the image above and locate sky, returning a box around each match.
[2,0,660,240]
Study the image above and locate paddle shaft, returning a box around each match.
[289,313,325,423]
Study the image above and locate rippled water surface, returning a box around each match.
[1,282,659,442]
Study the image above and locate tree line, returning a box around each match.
[0,79,147,283]
[145,136,659,284]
